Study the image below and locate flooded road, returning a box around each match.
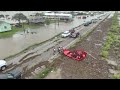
[0,15,108,59]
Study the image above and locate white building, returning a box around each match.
[44,12,73,21]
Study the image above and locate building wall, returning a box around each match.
[29,16,45,23]
[0,23,11,32]
[44,15,73,21]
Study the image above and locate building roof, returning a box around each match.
[0,21,7,24]
[44,13,72,17]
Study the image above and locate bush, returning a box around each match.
[101,12,119,60]
[37,68,53,79]
[106,36,114,45]
[113,74,120,79]
[101,50,109,58]
[103,43,111,51]
[113,38,120,47]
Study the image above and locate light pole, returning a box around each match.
[54,11,56,29]
[58,14,59,26]
[23,21,26,37]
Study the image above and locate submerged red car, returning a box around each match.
[63,49,87,61]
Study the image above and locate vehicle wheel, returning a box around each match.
[1,66,6,71]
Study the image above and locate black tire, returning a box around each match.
[1,66,6,71]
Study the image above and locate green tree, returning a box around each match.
[0,14,4,18]
[12,13,28,25]
[5,15,9,18]
[35,13,44,16]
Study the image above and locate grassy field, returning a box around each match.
[0,26,23,38]
[100,12,120,60]
[0,23,44,38]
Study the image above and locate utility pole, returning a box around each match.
[54,11,57,29]
[58,15,59,26]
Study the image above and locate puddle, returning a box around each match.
[96,29,102,32]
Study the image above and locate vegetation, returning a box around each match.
[36,67,53,79]
[12,13,28,25]
[101,12,120,60]
[112,74,120,79]
[100,51,109,59]
[45,18,50,25]
[0,26,24,38]
[0,23,43,38]
[77,12,88,15]
[35,13,44,16]
[0,14,4,18]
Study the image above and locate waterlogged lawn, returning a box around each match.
[0,26,24,38]
[0,23,44,38]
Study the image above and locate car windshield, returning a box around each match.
[64,31,69,34]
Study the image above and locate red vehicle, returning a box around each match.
[63,49,87,61]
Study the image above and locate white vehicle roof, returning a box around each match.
[64,31,70,33]
[0,60,6,66]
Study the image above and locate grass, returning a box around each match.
[101,12,120,60]
[112,74,120,79]
[0,23,45,39]
[100,51,109,59]
[0,19,65,39]
[36,67,53,79]
[36,59,58,79]
[0,26,24,38]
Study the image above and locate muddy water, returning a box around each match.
[0,16,102,59]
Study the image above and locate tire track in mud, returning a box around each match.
[22,61,49,78]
